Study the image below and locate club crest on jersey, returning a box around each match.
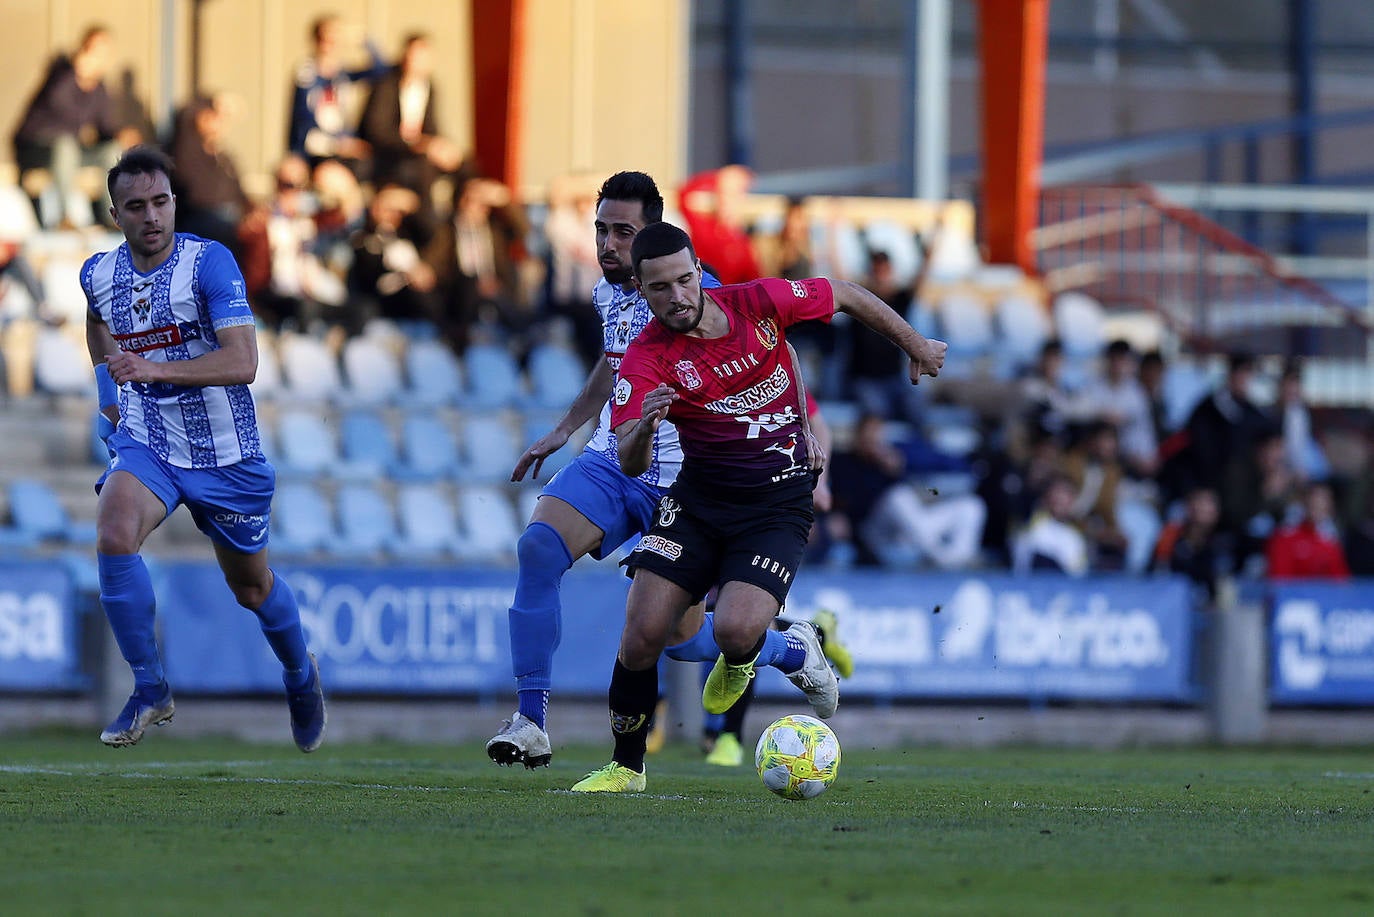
[755,318,779,350]
[674,360,703,390]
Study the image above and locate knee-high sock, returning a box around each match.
[509,522,573,727]
[609,659,658,773]
[722,676,758,738]
[665,611,795,669]
[250,572,311,690]
[98,552,163,689]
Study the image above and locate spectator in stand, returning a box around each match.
[288,15,385,175]
[310,158,367,258]
[356,32,467,205]
[0,225,58,327]
[238,156,353,335]
[754,196,813,280]
[346,184,450,344]
[844,250,918,422]
[1138,349,1170,445]
[1266,482,1349,580]
[1081,339,1158,478]
[1223,430,1300,572]
[1277,361,1330,484]
[1169,353,1273,501]
[1343,478,1374,577]
[1012,473,1089,576]
[677,165,759,285]
[542,173,606,365]
[12,25,134,228]
[1020,338,1092,443]
[424,176,531,350]
[827,413,985,570]
[169,93,250,256]
[1062,420,1161,573]
[1153,486,1232,603]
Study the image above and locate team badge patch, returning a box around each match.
[613,378,632,406]
[674,360,703,390]
[755,318,779,350]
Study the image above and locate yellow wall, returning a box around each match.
[0,0,685,198]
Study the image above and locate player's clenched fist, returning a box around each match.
[640,383,678,429]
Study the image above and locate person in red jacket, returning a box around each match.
[677,165,760,285]
[1266,481,1350,580]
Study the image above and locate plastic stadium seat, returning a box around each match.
[395,483,464,558]
[40,256,91,325]
[405,339,463,407]
[338,410,398,480]
[519,414,588,481]
[459,412,521,483]
[817,219,868,280]
[526,343,587,411]
[1162,362,1217,431]
[863,220,921,286]
[341,336,404,406]
[1054,291,1108,360]
[278,332,342,402]
[250,333,282,401]
[995,294,1052,368]
[7,479,96,545]
[455,485,520,564]
[334,482,399,558]
[271,482,334,556]
[935,294,993,378]
[463,343,523,409]
[395,413,460,481]
[275,410,340,477]
[32,327,92,395]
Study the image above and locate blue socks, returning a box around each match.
[666,613,799,672]
[250,572,312,691]
[509,522,574,729]
[98,552,164,689]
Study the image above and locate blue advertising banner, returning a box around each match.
[0,561,83,691]
[1270,582,1374,705]
[757,573,1197,702]
[155,563,1195,702]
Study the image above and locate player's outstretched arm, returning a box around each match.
[614,383,676,478]
[511,357,615,481]
[830,279,947,383]
[104,324,258,388]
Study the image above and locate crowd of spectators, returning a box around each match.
[5,22,1370,594]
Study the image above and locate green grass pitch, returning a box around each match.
[3,730,1373,916]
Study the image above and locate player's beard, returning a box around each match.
[662,289,705,333]
[600,255,632,286]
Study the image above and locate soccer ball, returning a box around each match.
[754,714,841,800]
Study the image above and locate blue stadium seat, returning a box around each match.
[464,343,524,409]
[455,485,520,564]
[935,294,993,378]
[863,220,922,286]
[334,482,399,558]
[9,479,96,544]
[341,337,404,407]
[526,342,587,411]
[271,482,334,556]
[395,413,460,481]
[995,294,1052,370]
[33,328,92,395]
[458,413,520,483]
[275,410,340,477]
[1053,291,1108,360]
[394,483,464,559]
[338,409,398,480]
[404,339,464,407]
[278,332,343,402]
[250,332,283,401]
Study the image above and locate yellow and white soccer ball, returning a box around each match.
[754,714,841,800]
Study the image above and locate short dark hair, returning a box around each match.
[597,171,664,223]
[107,145,175,204]
[630,221,695,278]
[1105,339,1133,358]
[312,15,338,44]
[1227,352,1256,375]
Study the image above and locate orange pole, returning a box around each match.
[977,0,1049,271]
[471,0,526,189]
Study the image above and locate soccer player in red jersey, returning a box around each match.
[570,221,946,792]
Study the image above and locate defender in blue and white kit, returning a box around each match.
[85,147,324,752]
[486,172,809,770]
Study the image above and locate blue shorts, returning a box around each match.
[540,451,664,559]
[96,430,275,554]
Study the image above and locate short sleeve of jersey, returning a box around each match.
[196,241,255,330]
[609,343,661,432]
[756,276,834,327]
[80,253,102,319]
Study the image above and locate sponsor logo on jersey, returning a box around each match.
[755,317,779,350]
[751,553,794,584]
[711,353,760,379]
[735,407,800,439]
[656,497,681,527]
[113,324,184,353]
[637,534,683,560]
[613,378,632,406]
[704,364,791,414]
[674,360,703,390]
[213,511,268,528]
[789,279,807,299]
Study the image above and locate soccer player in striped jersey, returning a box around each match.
[84,146,325,752]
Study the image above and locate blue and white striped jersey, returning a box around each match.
[82,234,263,469]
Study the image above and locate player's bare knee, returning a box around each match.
[96,525,140,556]
[229,578,272,610]
[711,616,757,659]
[619,628,664,670]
